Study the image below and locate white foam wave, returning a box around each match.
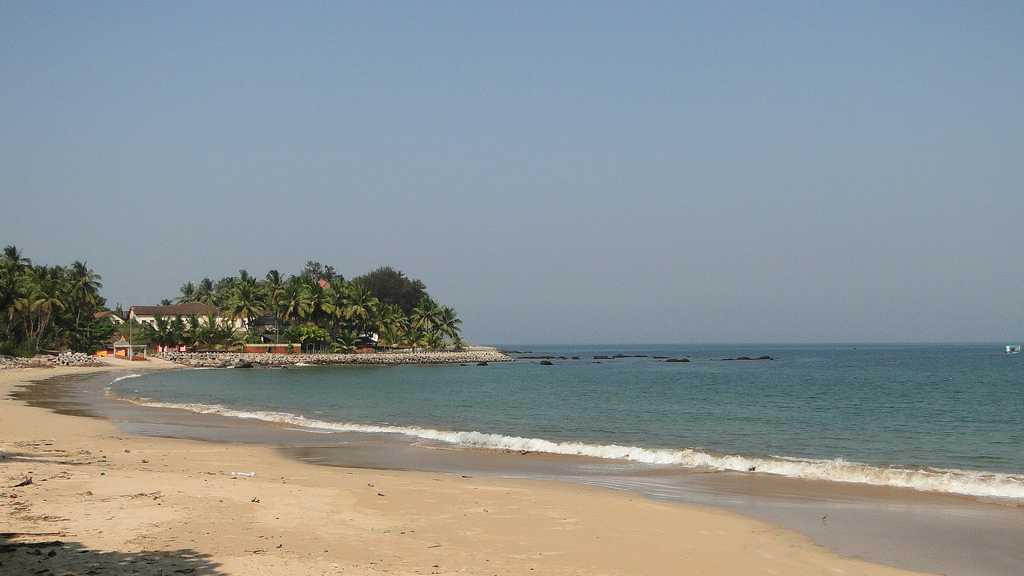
[110,373,142,384]
[116,397,1024,500]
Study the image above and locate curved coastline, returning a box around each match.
[0,366,931,576]
[110,379,1024,501]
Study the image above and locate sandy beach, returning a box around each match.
[0,366,928,575]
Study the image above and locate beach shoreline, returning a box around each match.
[0,366,926,575]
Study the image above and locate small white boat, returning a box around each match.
[1006,345,1022,354]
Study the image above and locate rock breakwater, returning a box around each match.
[0,352,106,369]
[153,347,511,368]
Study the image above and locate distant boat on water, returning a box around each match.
[1006,345,1022,354]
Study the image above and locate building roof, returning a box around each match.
[95,310,125,321]
[131,302,219,317]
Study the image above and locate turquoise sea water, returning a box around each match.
[112,344,1024,498]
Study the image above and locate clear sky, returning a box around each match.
[2,1,1021,344]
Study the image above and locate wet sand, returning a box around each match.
[6,367,1020,575]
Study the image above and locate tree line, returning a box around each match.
[0,245,110,356]
[124,262,464,352]
[1,248,464,356]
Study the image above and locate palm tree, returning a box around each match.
[30,276,65,352]
[321,279,350,335]
[2,245,31,271]
[184,315,202,349]
[68,261,103,335]
[225,282,265,331]
[195,278,215,304]
[303,279,328,325]
[410,298,444,347]
[238,269,256,288]
[281,280,312,328]
[438,306,463,348]
[213,277,236,308]
[178,281,197,303]
[344,284,378,335]
[149,315,171,350]
[264,270,286,343]
[331,329,357,353]
[376,304,406,349]
[10,296,34,346]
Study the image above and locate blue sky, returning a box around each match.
[2,1,1022,343]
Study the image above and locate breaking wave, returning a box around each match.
[113,394,1024,500]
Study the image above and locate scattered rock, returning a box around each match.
[539,360,554,366]
[53,352,105,367]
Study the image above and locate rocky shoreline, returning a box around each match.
[153,347,512,368]
[0,352,106,369]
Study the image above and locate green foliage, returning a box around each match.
[351,266,428,315]
[173,262,454,351]
[287,323,330,347]
[0,340,35,357]
[331,329,357,353]
[0,250,468,356]
[0,246,108,354]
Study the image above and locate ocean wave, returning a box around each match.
[111,394,1024,500]
[110,373,142,383]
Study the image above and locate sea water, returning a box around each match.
[111,344,1024,499]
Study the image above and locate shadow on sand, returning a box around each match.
[0,533,225,575]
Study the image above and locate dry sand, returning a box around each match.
[0,366,928,575]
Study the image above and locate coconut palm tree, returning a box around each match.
[177,281,197,303]
[281,280,312,328]
[195,278,215,304]
[264,270,286,343]
[183,315,202,349]
[238,269,256,288]
[303,279,328,325]
[148,315,171,350]
[225,282,265,331]
[321,279,350,335]
[438,306,463,348]
[410,298,444,348]
[344,284,378,335]
[68,261,103,334]
[29,276,65,352]
[2,245,31,271]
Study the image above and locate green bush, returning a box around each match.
[0,340,35,357]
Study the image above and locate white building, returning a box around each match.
[128,303,245,331]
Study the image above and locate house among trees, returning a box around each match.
[129,303,243,330]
